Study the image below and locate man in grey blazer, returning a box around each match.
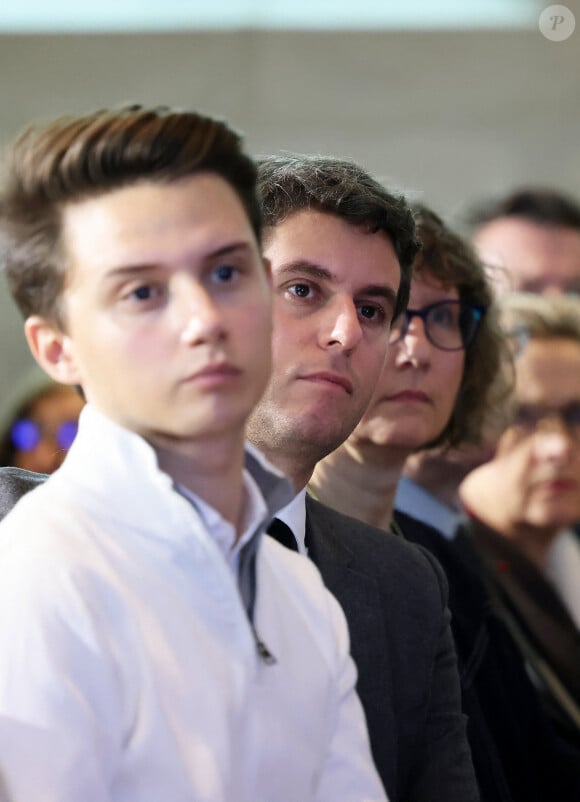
[245,155,479,802]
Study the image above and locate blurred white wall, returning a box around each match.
[0,25,578,399]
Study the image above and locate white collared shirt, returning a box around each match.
[0,405,385,802]
[177,464,267,572]
[274,487,308,554]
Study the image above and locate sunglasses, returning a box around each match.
[10,419,79,452]
[390,300,486,352]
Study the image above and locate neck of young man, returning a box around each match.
[153,430,247,536]
[309,439,408,531]
[254,448,312,496]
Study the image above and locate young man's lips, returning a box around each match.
[184,364,241,382]
[301,372,353,394]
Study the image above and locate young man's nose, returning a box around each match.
[322,298,363,352]
[178,284,227,345]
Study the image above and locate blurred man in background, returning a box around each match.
[468,187,580,296]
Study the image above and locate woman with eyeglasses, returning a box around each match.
[310,205,580,802]
[0,380,84,474]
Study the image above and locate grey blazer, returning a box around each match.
[305,496,479,802]
[0,467,45,518]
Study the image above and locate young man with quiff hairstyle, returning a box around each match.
[0,107,387,802]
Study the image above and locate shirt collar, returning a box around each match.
[395,476,460,539]
[58,404,295,638]
[177,462,271,569]
[274,488,308,554]
[243,441,295,519]
[61,404,294,551]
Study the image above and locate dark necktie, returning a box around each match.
[267,517,298,552]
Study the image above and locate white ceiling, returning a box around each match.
[0,0,543,33]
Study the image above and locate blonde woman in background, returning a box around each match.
[460,293,580,746]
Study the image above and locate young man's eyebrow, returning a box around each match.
[274,261,334,282]
[102,242,256,280]
[275,261,398,303]
[205,241,256,260]
[359,285,398,305]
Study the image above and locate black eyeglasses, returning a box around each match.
[10,419,79,452]
[390,300,486,351]
[511,402,580,439]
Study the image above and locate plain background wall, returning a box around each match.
[0,27,579,401]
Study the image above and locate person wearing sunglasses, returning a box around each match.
[310,206,580,801]
[460,292,580,748]
[0,381,84,474]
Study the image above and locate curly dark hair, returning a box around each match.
[412,204,512,447]
[256,154,420,320]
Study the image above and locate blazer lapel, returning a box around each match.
[305,498,394,717]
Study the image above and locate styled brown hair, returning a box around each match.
[256,154,420,319]
[0,105,261,326]
[412,204,511,447]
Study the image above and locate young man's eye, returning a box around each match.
[212,264,239,283]
[123,283,166,307]
[358,303,386,324]
[288,283,312,298]
[130,285,157,301]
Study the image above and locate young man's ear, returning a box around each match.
[24,316,82,386]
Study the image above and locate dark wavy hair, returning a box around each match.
[0,104,261,327]
[256,154,420,320]
[412,204,511,447]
